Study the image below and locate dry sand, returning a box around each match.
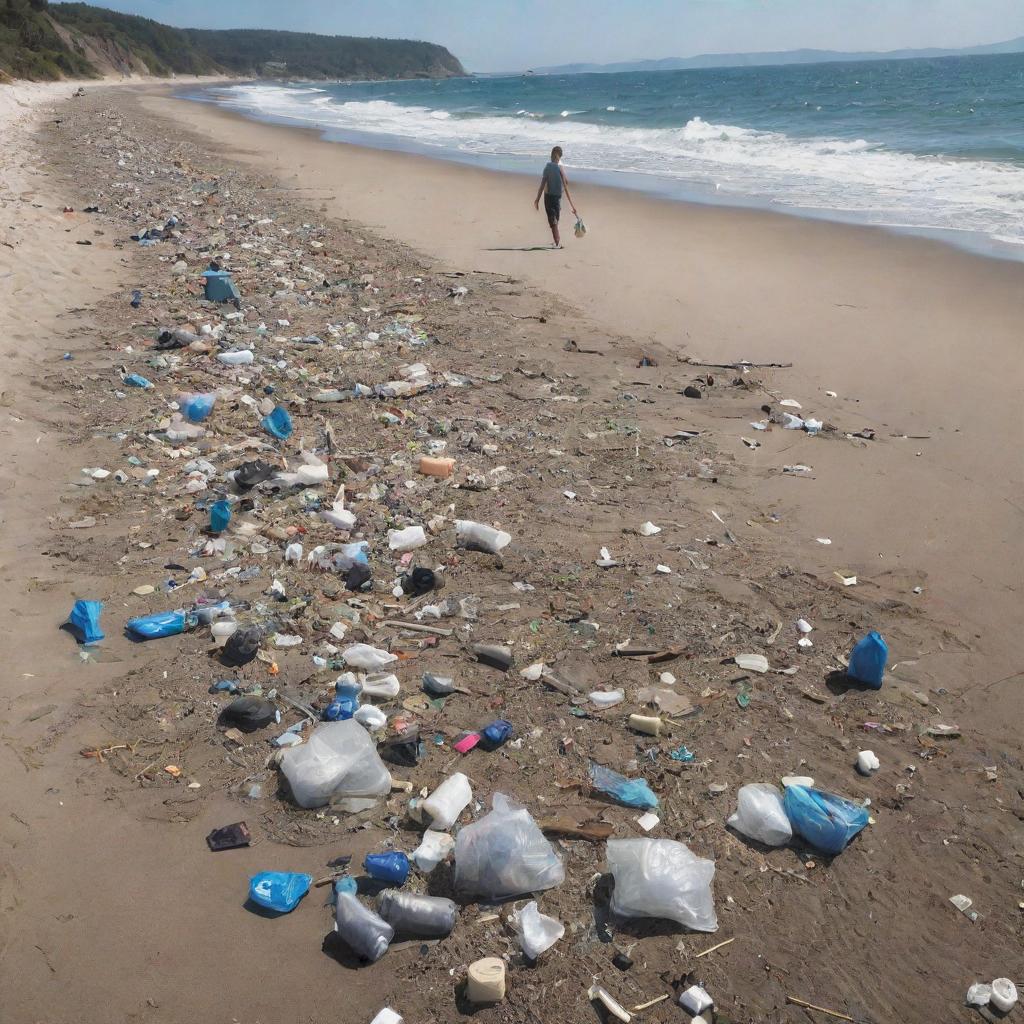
[0,80,1020,1024]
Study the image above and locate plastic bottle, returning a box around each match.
[376,890,457,938]
[364,852,411,884]
[211,620,239,647]
[422,772,472,829]
[455,520,511,554]
[848,630,888,688]
[324,677,362,721]
[334,891,393,962]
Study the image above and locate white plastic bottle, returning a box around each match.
[422,772,472,830]
[455,520,511,554]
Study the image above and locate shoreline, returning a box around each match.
[149,86,1024,681]
[180,82,1024,265]
[1,80,1022,1024]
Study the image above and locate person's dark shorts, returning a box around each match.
[544,193,562,226]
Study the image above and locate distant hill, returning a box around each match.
[0,0,465,82]
[535,36,1024,76]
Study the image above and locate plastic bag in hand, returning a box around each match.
[727,783,793,846]
[607,838,717,932]
[783,784,869,855]
[453,794,564,899]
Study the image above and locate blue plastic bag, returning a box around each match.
[68,599,104,644]
[209,499,231,534]
[124,373,153,389]
[179,392,216,423]
[848,631,888,689]
[261,405,292,441]
[783,785,869,855]
[482,719,514,747]
[248,871,312,913]
[590,762,659,810]
[126,610,194,640]
[364,852,410,885]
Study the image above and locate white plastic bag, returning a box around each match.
[574,215,587,238]
[727,783,793,846]
[343,643,398,671]
[515,900,564,958]
[280,720,392,809]
[454,794,565,898]
[412,830,454,872]
[388,525,427,552]
[607,838,717,932]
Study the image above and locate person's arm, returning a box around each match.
[534,174,546,210]
[561,169,578,215]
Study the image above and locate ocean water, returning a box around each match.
[191,54,1024,258]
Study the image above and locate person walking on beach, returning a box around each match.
[534,145,578,249]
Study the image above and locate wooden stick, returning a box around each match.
[685,359,793,370]
[786,996,855,1022]
[695,937,735,958]
[632,994,669,1011]
[381,620,453,637]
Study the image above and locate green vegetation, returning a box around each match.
[0,0,93,80]
[54,3,221,76]
[0,1,465,82]
[185,29,464,80]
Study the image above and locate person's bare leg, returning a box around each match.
[551,221,561,247]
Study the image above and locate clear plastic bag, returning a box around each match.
[280,720,392,809]
[783,785,869,855]
[453,794,565,899]
[590,762,659,810]
[515,900,564,958]
[607,838,718,932]
[727,783,793,846]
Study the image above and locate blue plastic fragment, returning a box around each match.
[261,405,293,440]
[669,744,695,763]
[589,762,659,810]
[124,373,153,389]
[248,871,312,913]
[783,785,870,855]
[68,599,104,644]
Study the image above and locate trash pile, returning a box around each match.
[46,96,1020,1024]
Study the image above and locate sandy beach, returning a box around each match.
[1,79,1021,1024]
[157,92,1024,683]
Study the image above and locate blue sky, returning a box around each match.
[53,0,1024,71]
